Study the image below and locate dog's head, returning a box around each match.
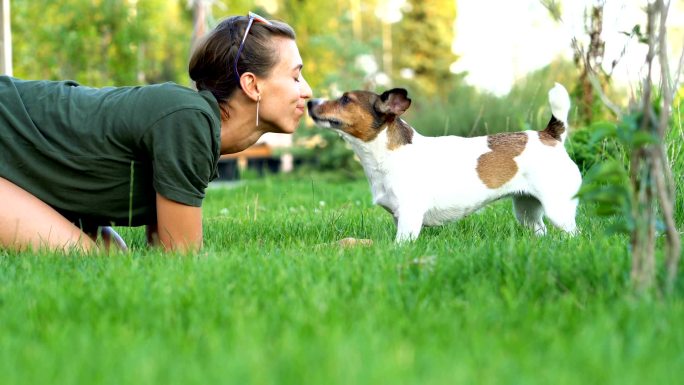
[307,89,413,148]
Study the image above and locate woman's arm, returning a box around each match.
[152,193,203,252]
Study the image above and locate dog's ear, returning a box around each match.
[375,88,411,118]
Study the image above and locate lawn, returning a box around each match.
[1,174,682,385]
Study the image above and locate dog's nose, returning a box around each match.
[307,100,321,117]
[307,99,324,108]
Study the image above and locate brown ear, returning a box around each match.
[375,88,411,117]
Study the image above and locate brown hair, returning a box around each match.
[189,15,296,104]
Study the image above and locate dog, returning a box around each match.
[307,83,582,242]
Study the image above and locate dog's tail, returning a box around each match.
[543,82,571,143]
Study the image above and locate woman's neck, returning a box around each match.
[218,98,267,155]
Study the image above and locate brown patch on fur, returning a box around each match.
[387,120,414,150]
[476,132,528,189]
[538,131,558,146]
[341,102,381,141]
[542,116,565,142]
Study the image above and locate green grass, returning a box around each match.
[1,174,683,385]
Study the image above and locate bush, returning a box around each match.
[566,126,626,174]
[291,124,364,179]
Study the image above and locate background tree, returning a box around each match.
[574,1,608,125]
[276,0,373,92]
[541,0,616,126]
[629,0,680,293]
[393,0,457,95]
[576,0,681,294]
[1,0,11,75]
[11,0,191,86]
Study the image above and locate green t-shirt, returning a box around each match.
[0,76,222,227]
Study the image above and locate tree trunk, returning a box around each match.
[654,0,681,293]
[191,0,208,53]
[0,0,12,76]
[630,147,656,292]
[630,0,681,294]
[575,4,606,125]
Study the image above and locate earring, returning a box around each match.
[256,94,261,127]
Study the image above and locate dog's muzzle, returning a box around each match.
[307,99,323,119]
[307,99,343,129]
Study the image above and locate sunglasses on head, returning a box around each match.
[234,12,273,83]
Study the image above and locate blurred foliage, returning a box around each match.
[393,0,457,96]
[12,0,192,86]
[10,0,664,185]
[566,127,624,174]
[575,118,644,235]
[668,88,684,225]
[9,0,456,178]
[281,0,457,177]
[10,0,457,93]
[406,58,578,138]
[576,88,684,233]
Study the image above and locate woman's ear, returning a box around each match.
[239,72,261,102]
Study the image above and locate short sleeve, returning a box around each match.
[142,109,219,207]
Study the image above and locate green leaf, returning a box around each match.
[588,121,618,145]
[606,219,635,235]
[630,131,660,148]
[581,161,629,184]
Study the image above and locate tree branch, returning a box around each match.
[571,37,624,118]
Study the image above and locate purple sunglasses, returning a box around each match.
[234,12,273,82]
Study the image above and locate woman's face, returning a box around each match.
[259,37,312,134]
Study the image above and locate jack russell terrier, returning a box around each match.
[307,83,582,242]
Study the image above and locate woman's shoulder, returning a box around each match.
[132,82,219,118]
[142,82,193,95]
[132,82,199,104]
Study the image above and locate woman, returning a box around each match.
[0,13,312,253]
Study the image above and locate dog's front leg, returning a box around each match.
[394,209,424,243]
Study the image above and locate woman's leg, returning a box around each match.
[0,177,96,252]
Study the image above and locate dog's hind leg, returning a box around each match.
[513,195,547,235]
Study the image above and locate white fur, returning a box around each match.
[548,82,571,142]
[313,84,582,242]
